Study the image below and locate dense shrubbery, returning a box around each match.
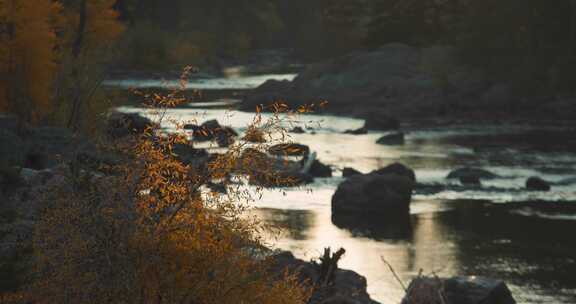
[7,76,312,303]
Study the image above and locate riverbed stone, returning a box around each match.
[402,276,516,304]
[309,159,332,178]
[332,168,415,217]
[270,251,378,304]
[342,167,362,178]
[106,111,153,139]
[447,167,499,180]
[526,176,551,191]
[376,132,405,145]
[371,163,416,182]
[344,127,368,135]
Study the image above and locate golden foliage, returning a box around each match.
[0,0,60,122]
[25,72,312,303]
[0,0,124,126]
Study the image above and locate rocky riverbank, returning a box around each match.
[241,43,576,122]
[1,110,532,303]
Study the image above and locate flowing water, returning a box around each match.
[110,73,576,304]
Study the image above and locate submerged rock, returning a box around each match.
[447,167,499,180]
[344,127,368,135]
[402,276,516,304]
[526,176,551,191]
[342,167,362,178]
[460,175,481,186]
[289,126,306,134]
[376,132,405,145]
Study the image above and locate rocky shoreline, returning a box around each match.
[0,108,573,304]
[241,44,576,122]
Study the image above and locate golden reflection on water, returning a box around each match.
[252,203,461,304]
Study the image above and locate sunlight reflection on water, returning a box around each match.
[115,75,576,303]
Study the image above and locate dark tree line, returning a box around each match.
[366,0,576,94]
[112,0,576,95]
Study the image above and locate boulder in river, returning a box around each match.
[402,276,516,304]
[526,176,551,191]
[270,251,378,304]
[332,165,415,217]
[344,127,368,135]
[106,111,153,139]
[172,143,210,169]
[289,126,306,134]
[238,148,312,187]
[371,162,416,182]
[460,175,481,186]
[308,159,332,178]
[376,132,405,145]
[342,167,362,178]
[186,119,238,145]
[447,167,499,180]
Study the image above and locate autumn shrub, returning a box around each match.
[23,71,312,304]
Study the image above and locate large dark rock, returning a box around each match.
[106,111,153,139]
[402,276,516,304]
[270,251,379,304]
[342,167,362,178]
[309,159,332,178]
[186,120,238,145]
[447,167,499,180]
[526,176,551,191]
[238,148,313,187]
[172,143,210,169]
[332,170,415,217]
[460,175,481,186]
[376,132,405,145]
[242,79,293,112]
[371,163,416,182]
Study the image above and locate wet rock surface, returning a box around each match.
[402,276,516,304]
[270,251,379,304]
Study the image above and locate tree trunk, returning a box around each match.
[67,0,87,130]
[570,0,576,50]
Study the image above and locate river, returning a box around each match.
[108,72,576,304]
